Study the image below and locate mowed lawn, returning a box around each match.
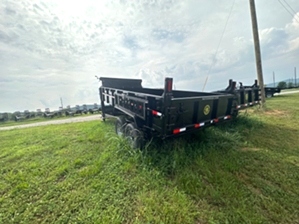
[1,94,299,224]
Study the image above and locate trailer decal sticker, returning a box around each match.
[203,105,210,115]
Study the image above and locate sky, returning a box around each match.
[0,0,298,112]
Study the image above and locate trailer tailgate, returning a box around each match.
[164,94,234,136]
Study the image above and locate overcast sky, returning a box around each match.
[0,0,298,112]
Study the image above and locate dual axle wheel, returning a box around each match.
[115,116,143,149]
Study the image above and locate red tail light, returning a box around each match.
[167,79,173,92]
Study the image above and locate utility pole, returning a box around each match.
[295,67,297,88]
[273,71,275,87]
[249,0,266,106]
[60,97,63,109]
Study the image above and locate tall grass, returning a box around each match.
[1,94,299,223]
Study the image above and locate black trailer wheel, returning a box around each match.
[232,109,239,118]
[231,100,239,118]
[124,123,143,149]
[266,93,273,98]
[115,116,127,137]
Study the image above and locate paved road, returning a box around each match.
[276,90,299,95]
[0,114,103,131]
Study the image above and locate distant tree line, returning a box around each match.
[0,103,102,123]
[277,81,298,89]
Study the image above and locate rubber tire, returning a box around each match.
[231,100,239,119]
[115,116,127,137]
[124,123,143,149]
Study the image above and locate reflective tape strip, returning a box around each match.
[152,110,162,116]
[180,127,186,132]
[173,127,187,134]
[211,119,219,124]
[195,122,205,128]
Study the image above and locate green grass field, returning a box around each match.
[0,113,99,128]
[0,116,56,127]
[1,94,299,223]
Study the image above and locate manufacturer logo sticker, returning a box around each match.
[203,105,210,115]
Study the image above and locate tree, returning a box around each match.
[288,82,294,88]
[0,113,9,122]
[277,81,287,89]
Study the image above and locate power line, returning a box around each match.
[282,0,299,17]
[278,0,299,23]
[202,0,236,91]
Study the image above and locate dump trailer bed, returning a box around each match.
[264,87,281,97]
[99,77,260,148]
[243,83,281,98]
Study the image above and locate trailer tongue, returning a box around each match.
[99,77,260,148]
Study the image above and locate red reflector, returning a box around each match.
[173,129,180,134]
[194,124,200,128]
[167,80,173,92]
[214,118,219,123]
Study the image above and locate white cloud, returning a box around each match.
[0,0,299,112]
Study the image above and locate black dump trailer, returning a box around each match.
[99,77,260,148]
[243,82,281,98]
[264,87,281,98]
